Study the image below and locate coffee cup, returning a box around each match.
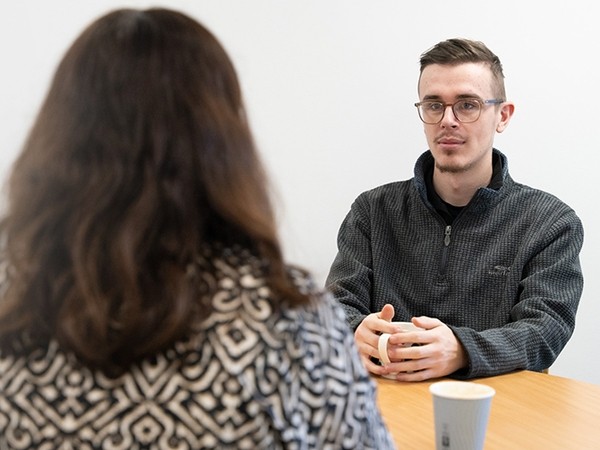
[429,381,495,450]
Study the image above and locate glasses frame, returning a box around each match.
[414,98,505,124]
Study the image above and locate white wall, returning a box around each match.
[2,0,599,385]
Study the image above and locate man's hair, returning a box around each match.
[0,8,309,374]
[419,38,506,99]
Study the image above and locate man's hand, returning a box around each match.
[380,316,468,381]
[354,304,405,376]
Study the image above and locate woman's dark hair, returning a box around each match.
[0,8,309,373]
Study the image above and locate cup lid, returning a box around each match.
[429,381,495,399]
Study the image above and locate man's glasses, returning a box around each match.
[414,98,504,124]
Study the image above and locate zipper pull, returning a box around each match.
[444,225,452,246]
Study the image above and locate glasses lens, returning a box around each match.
[418,102,444,124]
[452,99,481,123]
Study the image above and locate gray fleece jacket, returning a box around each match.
[326,149,584,378]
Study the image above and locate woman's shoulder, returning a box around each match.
[194,245,330,324]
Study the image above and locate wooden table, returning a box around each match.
[376,370,600,449]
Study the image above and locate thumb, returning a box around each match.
[379,304,395,322]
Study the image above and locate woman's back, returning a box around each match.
[0,247,393,449]
[0,8,394,449]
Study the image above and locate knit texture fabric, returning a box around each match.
[326,149,584,378]
[0,248,395,449]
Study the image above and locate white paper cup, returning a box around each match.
[429,381,495,450]
[378,321,422,379]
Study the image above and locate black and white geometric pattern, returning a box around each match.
[0,249,395,449]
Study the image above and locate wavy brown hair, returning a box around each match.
[0,8,309,373]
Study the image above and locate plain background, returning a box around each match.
[1,1,598,385]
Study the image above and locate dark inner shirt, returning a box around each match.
[425,152,503,225]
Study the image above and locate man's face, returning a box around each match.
[417,62,512,175]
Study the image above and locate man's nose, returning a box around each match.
[440,104,459,126]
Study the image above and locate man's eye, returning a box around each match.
[457,101,478,111]
[426,103,443,112]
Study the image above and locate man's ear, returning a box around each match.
[496,102,515,133]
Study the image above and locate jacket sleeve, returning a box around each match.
[325,194,375,330]
[451,208,584,378]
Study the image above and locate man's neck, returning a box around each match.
[432,164,493,207]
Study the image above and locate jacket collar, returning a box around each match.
[413,148,512,215]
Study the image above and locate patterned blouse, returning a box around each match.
[0,248,395,449]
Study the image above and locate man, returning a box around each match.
[326,38,584,381]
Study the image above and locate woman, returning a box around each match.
[0,8,394,449]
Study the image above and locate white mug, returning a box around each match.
[378,321,422,378]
